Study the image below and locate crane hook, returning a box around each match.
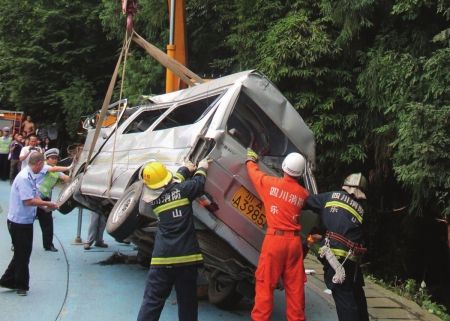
[122,0,138,33]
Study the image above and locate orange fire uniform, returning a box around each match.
[247,161,309,321]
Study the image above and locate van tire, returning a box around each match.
[106,181,144,242]
[208,274,243,309]
[57,174,82,214]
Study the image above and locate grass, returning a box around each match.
[366,276,450,321]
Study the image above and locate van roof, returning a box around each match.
[149,70,315,165]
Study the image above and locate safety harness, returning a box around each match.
[327,232,367,255]
[319,231,367,284]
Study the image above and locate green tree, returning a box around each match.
[0,0,117,138]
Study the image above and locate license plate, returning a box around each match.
[231,186,266,228]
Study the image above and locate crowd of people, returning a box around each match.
[0,115,56,184]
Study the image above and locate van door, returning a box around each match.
[202,86,305,251]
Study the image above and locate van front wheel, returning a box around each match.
[106,181,144,242]
[56,174,82,214]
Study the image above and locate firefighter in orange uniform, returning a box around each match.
[246,149,309,321]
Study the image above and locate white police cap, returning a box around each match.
[44,148,60,158]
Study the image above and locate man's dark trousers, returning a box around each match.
[137,265,198,321]
[36,199,54,250]
[324,260,369,321]
[0,220,33,291]
[0,154,10,180]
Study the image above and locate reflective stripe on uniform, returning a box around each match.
[331,248,358,262]
[194,169,206,177]
[174,172,185,182]
[151,253,203,265]
[325,201,363,224]
[153,198,190,215]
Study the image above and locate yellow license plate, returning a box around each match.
[231,186,266,228]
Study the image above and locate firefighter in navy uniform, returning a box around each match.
[137,159,208,321]
[305,173,369,321]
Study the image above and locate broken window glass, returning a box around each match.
[153,94,220,131]
[122,107,168,134]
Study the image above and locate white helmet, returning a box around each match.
[282,153,306,177]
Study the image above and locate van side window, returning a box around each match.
[154,95,220,130]
[226,92,288,156]
[123,108,167,134]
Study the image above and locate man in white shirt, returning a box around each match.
[19,134,43,170]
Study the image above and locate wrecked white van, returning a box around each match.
[57,70,318,307]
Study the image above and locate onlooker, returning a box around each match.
[22,115,35,137]
[36,148,70,252]
[19,134,43,170]
[136,160,208,321]
[83,211,108,250]
[0,152,59,296]
[9,133,24,183]
[41,137,52,152]
[0,127,12,180]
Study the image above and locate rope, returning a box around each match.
[106,32,133,197]
[319,237,350,284]
[84,33,130,175]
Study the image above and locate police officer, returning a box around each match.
[246,149,309,321]
[0,126,12,180]
[36,148,70,251]
[137,159,209,321]
[0,152,59,296]
[305,173,369,321]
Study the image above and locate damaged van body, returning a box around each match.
[57,70,318,307]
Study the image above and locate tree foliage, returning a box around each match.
[0,0,117,138]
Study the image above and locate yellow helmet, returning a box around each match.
[142,162,173,189]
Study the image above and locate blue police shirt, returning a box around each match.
[7,166,48,224]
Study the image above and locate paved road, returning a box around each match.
[0,180,441,321]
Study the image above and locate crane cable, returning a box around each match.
[105,32,133,198]
[83,32,131,191]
